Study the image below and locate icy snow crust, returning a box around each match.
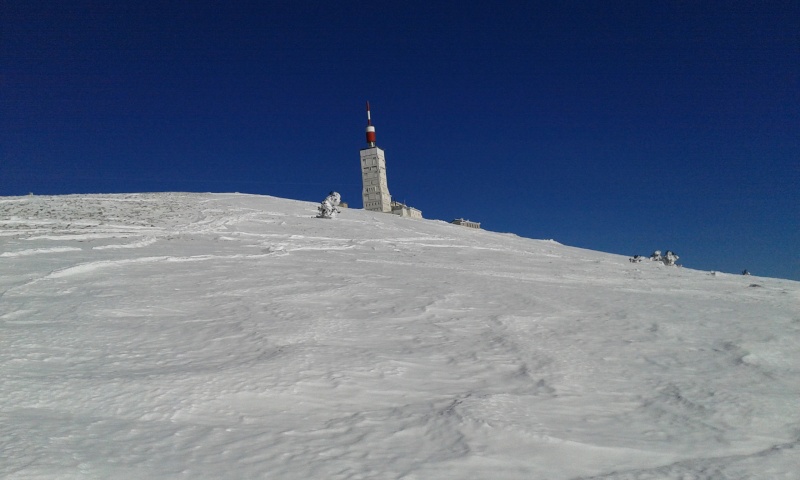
[1,192,798,479]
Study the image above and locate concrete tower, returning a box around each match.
[360,102,392,212]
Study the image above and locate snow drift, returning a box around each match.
[1,193,798,479]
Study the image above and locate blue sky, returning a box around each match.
[2,1,798,280]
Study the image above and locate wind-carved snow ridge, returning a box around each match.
[0,246,82,257]
[1,192,798,479]
[92,236,158,250]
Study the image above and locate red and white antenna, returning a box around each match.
[365,101,376,147]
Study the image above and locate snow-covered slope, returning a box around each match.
[2,193,798,479]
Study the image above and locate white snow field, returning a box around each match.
[1,193,798,480]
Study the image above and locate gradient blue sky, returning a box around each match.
[3,1,798,280]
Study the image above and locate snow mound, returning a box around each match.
[2,193,798,479]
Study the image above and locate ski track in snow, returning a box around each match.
[1,192,799,479]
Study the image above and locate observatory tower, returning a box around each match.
[360,102,392,212]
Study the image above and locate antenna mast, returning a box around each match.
[365,101,376,147]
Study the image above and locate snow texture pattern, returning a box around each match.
[1,193,799,479]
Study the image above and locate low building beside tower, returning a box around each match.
[451,218,481,229]
[391,201,423,219]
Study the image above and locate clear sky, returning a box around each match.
[2,1,798,280]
